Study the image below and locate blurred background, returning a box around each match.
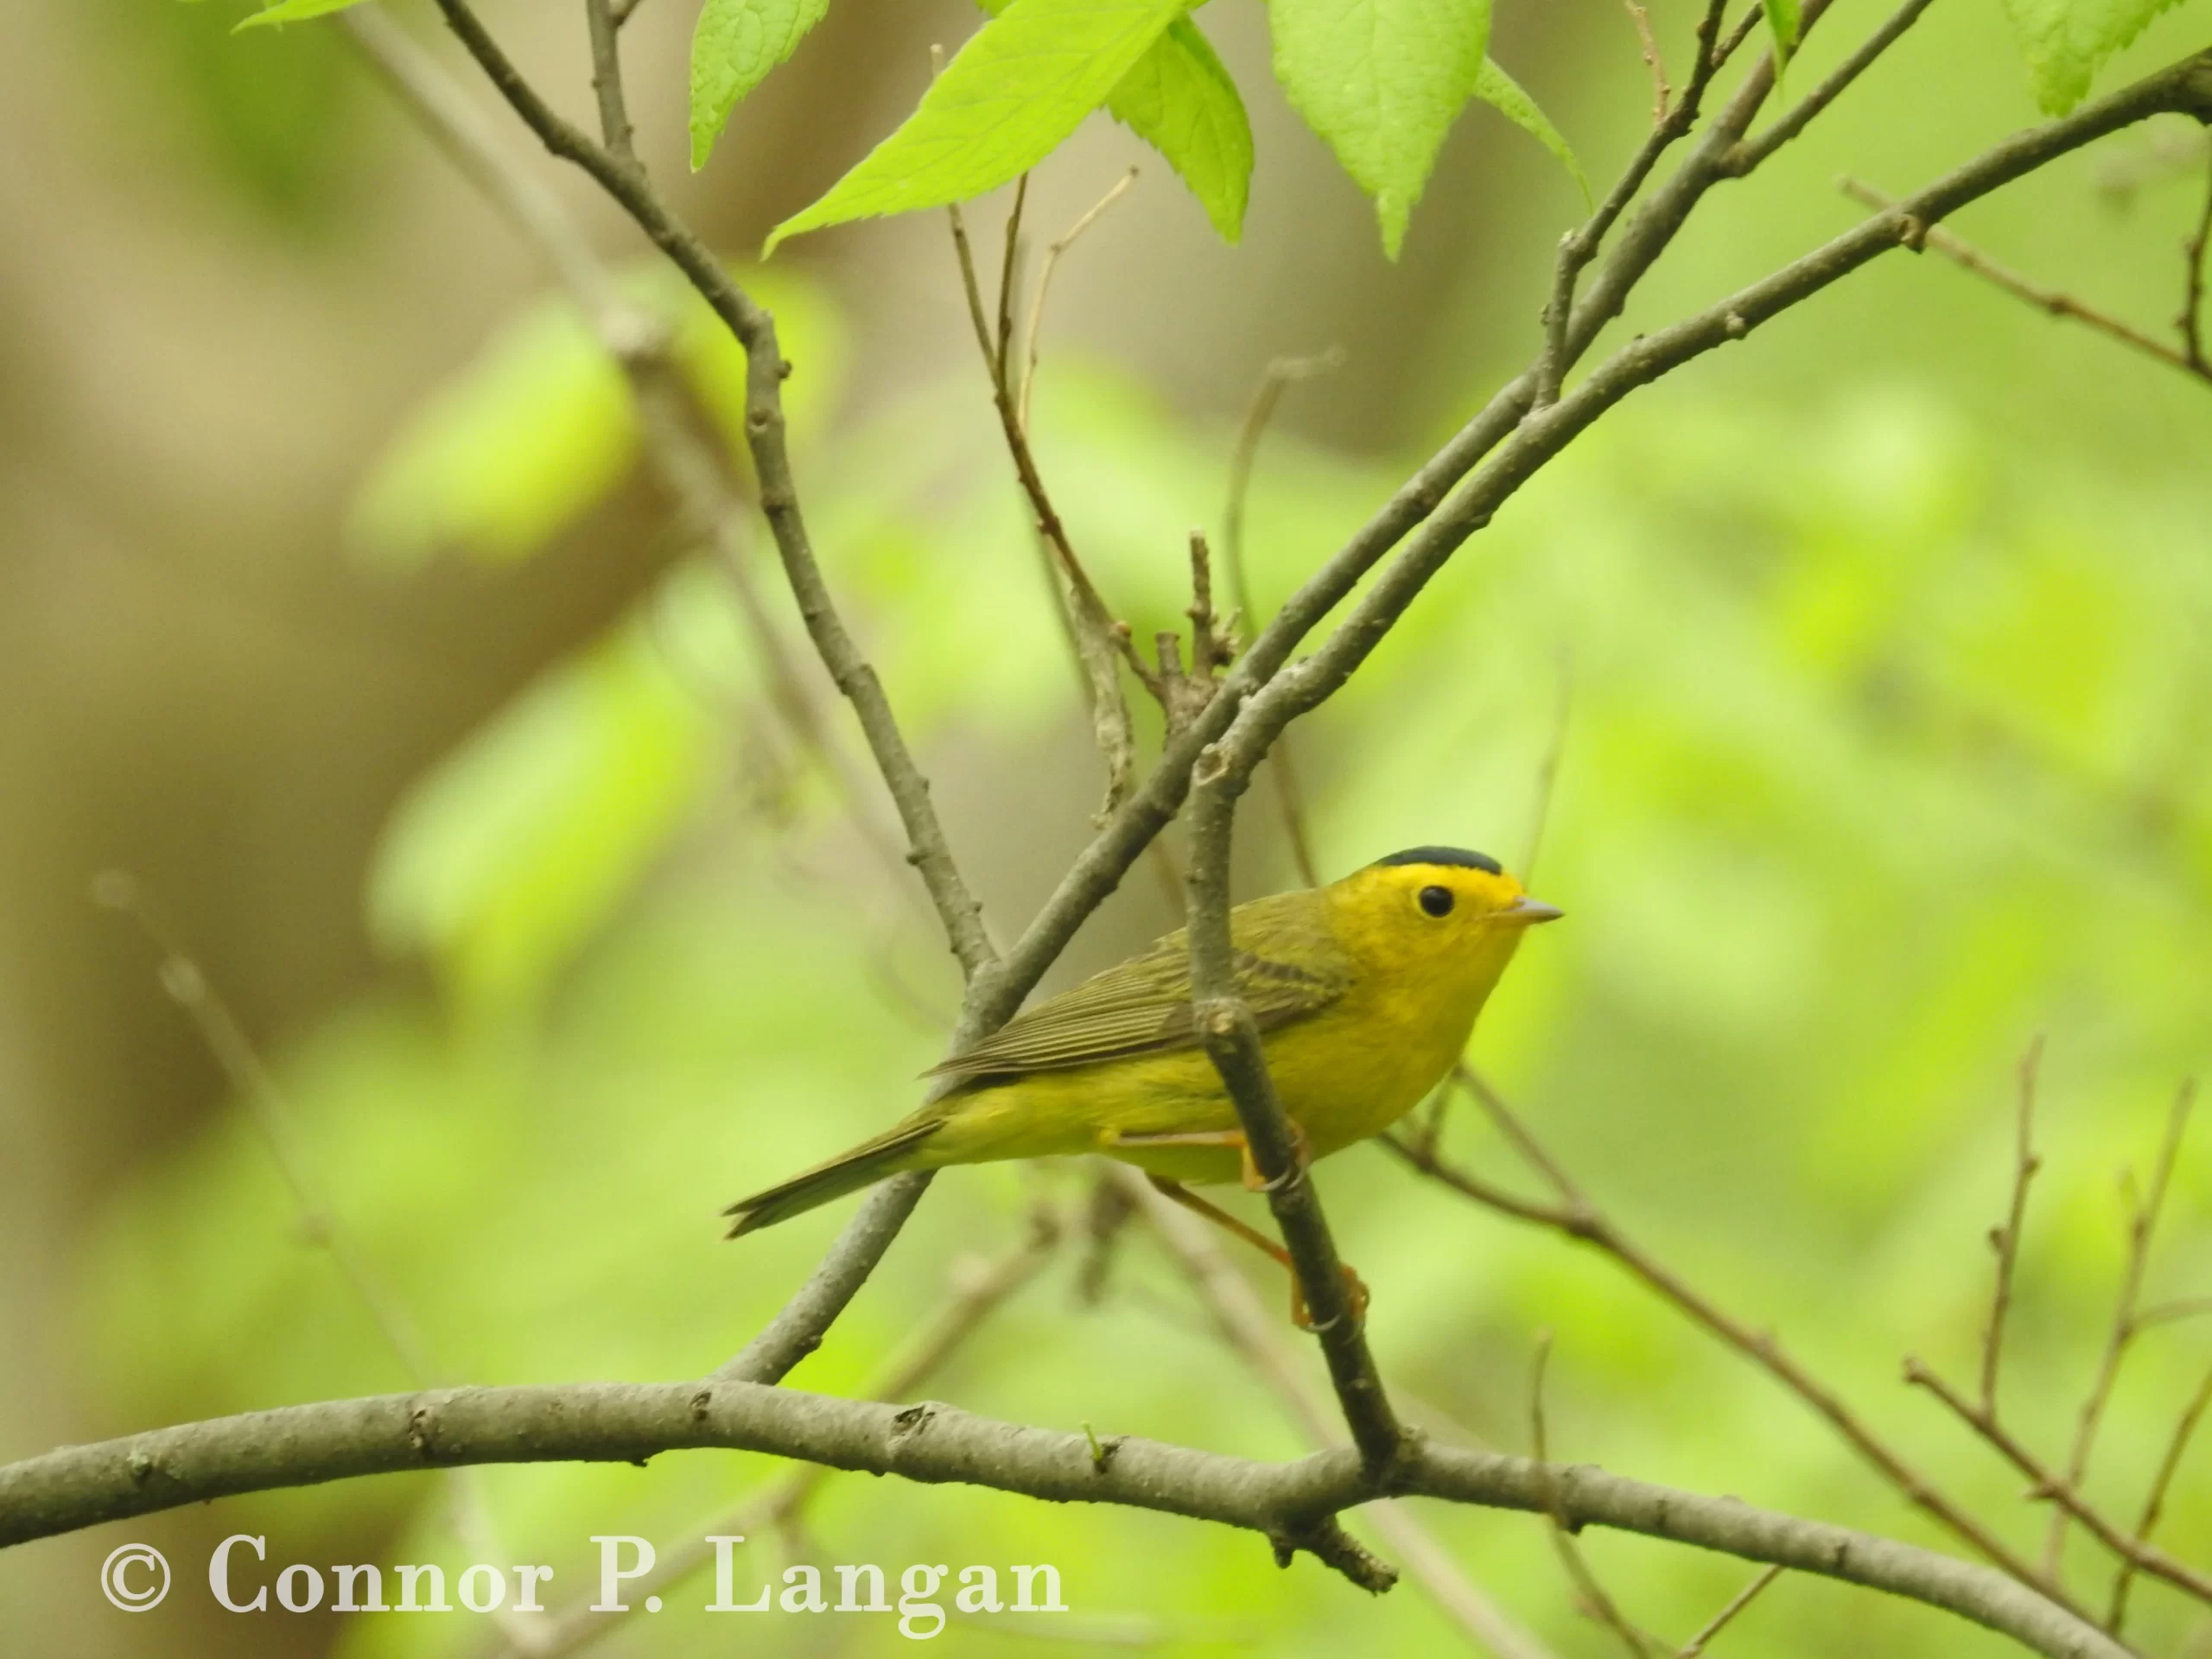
[3,0,2209,1654]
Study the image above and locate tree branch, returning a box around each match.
[0,1383,2130,1658]
[424,0,995,982]
[1382,1076,2069,1607]
[1982,1038,2044,1415]
[2043,1081,2196,1575]
[1841,176,2212,385]
[1904,1359,2212,1610]
[1725,0,1940,175]
[1181,763,1403,1470]
[1122,1167,1557,1659]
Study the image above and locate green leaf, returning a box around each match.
[367,609,719,1019]
[233,0,365,29]
[1106,17,1254,242]
[1473,56,1589,207]
[1762,0,1802,85]
[1999,0,2191,114]
[689,0,832,171]
[1268,0,1493,259]
[765,0,1192,255]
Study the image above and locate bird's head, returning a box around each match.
[1324,845,1562,988]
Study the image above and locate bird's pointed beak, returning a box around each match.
[1502,894,1565,925]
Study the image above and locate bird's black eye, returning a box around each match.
[1418,885,1455,918]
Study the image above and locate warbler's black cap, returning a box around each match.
[1372,846,1503,875]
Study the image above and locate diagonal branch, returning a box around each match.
[1904,1358,2212,1609]
[0,1383,2131,1659]
[1841,177,2212,385]
[1983,1038,2044,1416]
[423,0,995,983]
[1182,752,1403,1471]
[1382,1075,2069,1608]
[1121,1166,1559,1659]
[2108,1354,2212,1632]
[1725,0,1941,175]
[2043,1082,2196,1575]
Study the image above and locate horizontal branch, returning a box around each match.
[0,1382,2126,1658]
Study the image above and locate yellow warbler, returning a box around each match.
[726,849,1560,1276]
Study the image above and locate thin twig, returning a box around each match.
[2182,146,2212,367]
[1530,1334,1658,1656]
[94,874,537,1649]
[1623,0,1670,124]
[1678,1564,1785,1655]
[945,182,1155,817]
[518,1210,1062,1659]
[1382,1066,2077,1611]
[425,0,996,983]
[2109,1357,2212,1632]
[581,0,637,166]
[95,875,438,1382]
[2137,1296,2212,1331]
[341,4,939,966]
[1018,168,1138,434]
[1983,1037,2044,1416]
[1726,0,1940,175]
[1223,348,1343,889]
[1532,0,1732,410]
[1905,1358,2212,1608]
[995,173,1029,380]
[1842,176,2212,385]
[1121,1170,1560,1659]
[1183,766,1403,1471]
[2044,1082,2196,1576]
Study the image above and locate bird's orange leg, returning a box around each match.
[1144,1175,1369,1332]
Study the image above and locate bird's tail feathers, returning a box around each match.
[722,1119,940,1237]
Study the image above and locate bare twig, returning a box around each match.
[1018,168,1138,433]
[582,0,637,165]
[1905,1358,2212,1609]
[1726,0,1940,175]
[1121,1169,1560,1659]
[1983,1038,2044,1416]
[2109,1357,2212,1632]
[520,1211,1062,1658]
[2138,1296,2212,1331]
[1531,1333,1658,1656]
[95,875,439,1382]
[1678,1564,1785,1655]
[1182,763,1403,1471]
[1623,0,1670,124]
[1534,0,1732,410]
[2044,1082,2196,1575]
[1382,1068,2074,1609]
[995,173,1029,379]
[2183,147,2212,367]
[946,184,1154,816]
[94,874,535,1648]
[1842,176,2212,384]
[423,0,996,983]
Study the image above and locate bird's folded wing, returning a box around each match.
[925,893,1351,1087]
